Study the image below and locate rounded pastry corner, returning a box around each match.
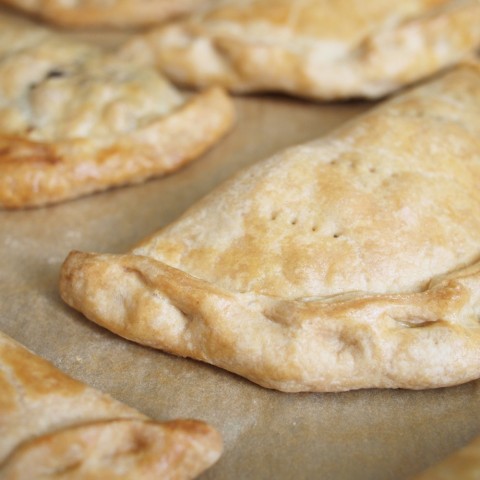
[0,418,223,479]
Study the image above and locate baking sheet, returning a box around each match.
[1,9,480,479]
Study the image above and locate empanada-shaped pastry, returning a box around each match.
[0,13,234,209]
[122,0,480,100]
[0,331,222,479]
[61,62,480,393]
[0,0,214,29]
[412,432,480,479]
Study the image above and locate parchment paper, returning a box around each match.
[1,9,480,479]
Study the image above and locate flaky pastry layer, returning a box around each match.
[0,0,214,29]
[122,0,480,99]
[0,13,235,208]
[61,63,480,392]
[0,332,222,479]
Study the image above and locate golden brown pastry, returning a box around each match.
[412,433,480,479]
[61,62,480,393]
[121,0,480,100]
[0,12,234,209]
[0,0,215,29]
[0,331,222,479]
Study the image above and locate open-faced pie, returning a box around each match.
[60,62,480,393]
[0,331,222,479]
[122,0,480,100]
[0,0,216,29]
[0,12,234,209]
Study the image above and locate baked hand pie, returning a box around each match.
[0,0,215,29]
[121,0,480,100]
[412,432,480,479]
[0,331,222,479]
[0,12,234,209]
[61,62,480,393]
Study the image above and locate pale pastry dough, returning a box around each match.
[0,12,234,209]
[412,432,480,479]
[0,0,215,29]
[0,331,222,479]
[61,63,480,393]
[121,0,480,100]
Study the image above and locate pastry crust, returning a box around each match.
[121,0,480,99]
[0,0,214,29]
[0,13,235,209]
[412,432,480,479]
[61,63,480,393]
[0,331,222,479]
